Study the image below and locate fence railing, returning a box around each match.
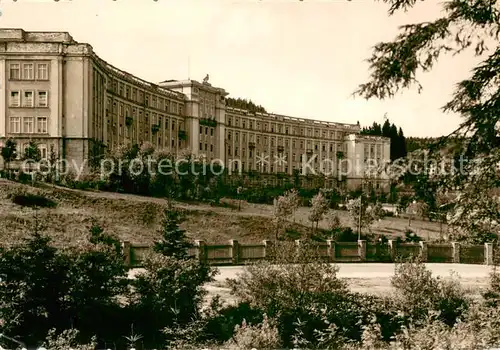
[122,240,496,268]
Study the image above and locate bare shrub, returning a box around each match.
[223,315,281,350]
[42,328,97,350]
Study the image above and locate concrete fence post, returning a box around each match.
[485,243,494,265]
[388,240,396,261]
[419,241,428,262]
[327,240,336,262]
[122,241,131,267]
[230,239,239,264]
[262,240,272,260]
[451,242,460,263]
[358,240,367,262]
[195,240,206,263]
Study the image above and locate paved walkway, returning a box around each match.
[129,263,494,280]
[129,263,494,303]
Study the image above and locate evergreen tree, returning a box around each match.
[1,138,17,177]
[382,119,391,137]
[398,127,407,158]
[153,206,192,259]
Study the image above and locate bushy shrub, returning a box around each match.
[0,221,128,347]
[130,252,217,348]
[226,242,396,347]
[201,297,264,343]
[391,260,470,327]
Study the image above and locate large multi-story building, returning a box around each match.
[0,29,391,190]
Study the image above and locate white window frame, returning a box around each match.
[37,90,48,107]
[23,116,34,134]
[37,116,48,134]
[36,62,49,80]
[9,63,20,80]
[22,63,34,80]
[9,116,21,133]
[38,144,48,159]
[9,90,20,107]
[23,90,34,107]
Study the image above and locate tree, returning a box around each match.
[23,140,41,163]
[273,196,289,240]
[308,192,329,234]
[47,145,59,183]
[347,197,384,235]
[1,138,17,178]
[285,188,300,221]
[153,206,192,259]
[23,140,41,183]
[272,189,300,239]
[355,0,500,243]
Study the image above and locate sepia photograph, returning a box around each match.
[0,0,499,348]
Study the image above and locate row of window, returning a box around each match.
[109,79,183,115]
[109,100,183,130]
[9,62,49,81]
[199,143,215,152]
[10,90,48,108]
[227,162,340,174]
[226,147,342,162]
[12,143,49,160]
[227,117,345,139]
[9,116,48,134]
[199,126,215,136]
[227,135,343,152]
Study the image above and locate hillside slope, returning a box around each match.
[0,179,445,246]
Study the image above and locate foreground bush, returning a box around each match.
[0,219,129,347]
[391,258,470,326]
[227,242,398,347]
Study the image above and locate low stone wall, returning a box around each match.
[123,240,495,267]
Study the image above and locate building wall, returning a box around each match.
[0,29,391,189]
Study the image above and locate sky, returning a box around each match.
[0,0,487,137]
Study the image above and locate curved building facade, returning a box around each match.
[0,29,390,189]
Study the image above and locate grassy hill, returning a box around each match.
[0,179,446,247]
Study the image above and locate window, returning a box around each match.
[10,91,20,107]
[39,144,48,159]
[228,118,232,126]
[210,145,213,152]
[37,117,48,133]
[37,63,49,80]
[23,91,34,107]
[205,143,207,151]
[210,128,214,136]
[23,116,34,133]
[199,126,202,134]
[9,63,20,79]
[9,117,20,133]
[199,143,202,151]
[37,91,48,107]
[23,63,34,80]
[205,127,208,135]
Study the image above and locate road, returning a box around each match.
[129,263,494,303]
[128,263,494,280]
